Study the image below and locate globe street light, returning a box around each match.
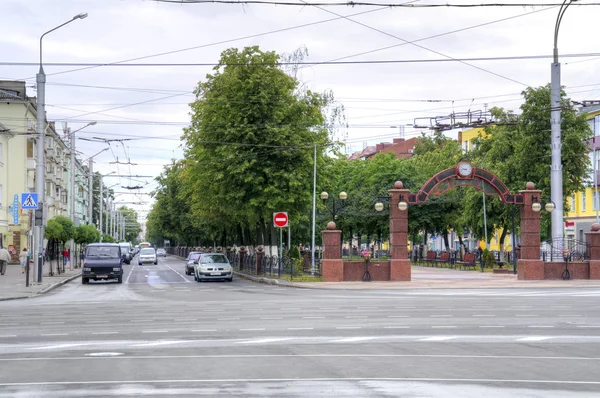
[35,13,88,283]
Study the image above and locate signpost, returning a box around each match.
[273,212,288,277]
[21,193,39,209]
[12,194,18,225]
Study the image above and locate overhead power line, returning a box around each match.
[149,0,600,6]
[7,52,600,68]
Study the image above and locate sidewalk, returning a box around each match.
[0,261,81,301]
[236,265,600,290]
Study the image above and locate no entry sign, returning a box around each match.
[273,212,289,228]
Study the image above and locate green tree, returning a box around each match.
[471,84,592,242]
[118,206,142,243]
[74,224,100,246]
[181,46,340,247]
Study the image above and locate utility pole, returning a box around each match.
[99,177,103,242]
[88,159,93,225]
[69,125,76,257]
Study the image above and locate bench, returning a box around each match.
[434,251,450,268]
[421,251,437,266]
[456,252,476,270]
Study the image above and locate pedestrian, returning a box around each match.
[62,248,69,268]
[0,246,10,275]
[19,248,28,274]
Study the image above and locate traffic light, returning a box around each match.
[34,208,43,227]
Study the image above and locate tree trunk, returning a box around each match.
[458,235,465,260]
[499,226,508,263]
[442,230,450,251]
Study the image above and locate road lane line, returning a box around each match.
[237,338,293,344]
[332,336,378,343]
[418,336,457,341]
[162,261,190,282]
[125,262,135,284]
[516,336,554,342]
[0,335,17,338]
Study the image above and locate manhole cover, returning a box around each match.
[85,352,124,357]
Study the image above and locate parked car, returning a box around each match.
[193,253,233,282]
[138,248,157,265]
[118,242,132,264]
[156,248,167,257]
[82,243,123,284]
[184,251,201,275]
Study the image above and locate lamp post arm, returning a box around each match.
[39,18,79,69]
[553,0,575,63]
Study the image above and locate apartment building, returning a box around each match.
[0,80,90,257]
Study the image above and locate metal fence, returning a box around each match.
[541,238,589,262]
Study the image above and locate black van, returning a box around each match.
[82,243,123,284]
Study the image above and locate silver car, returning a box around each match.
[138,248,158,265]
[194,253,233,282]
[184,251,201,275]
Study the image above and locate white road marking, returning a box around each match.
[516,336,554,342]
[577,326,600,328]
[333,336,378,343]
[124,263,135,284]
[431,326,457,329]
[133,340,187,347]
[418,336,457,341]
[237,338,292,344]
[162,262,190,282]
[29,343,88,350]
[0,335,17,338]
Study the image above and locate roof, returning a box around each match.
[0,88,21,101]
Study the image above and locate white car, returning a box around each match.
[156,248,167,257]
[138,248,157,265]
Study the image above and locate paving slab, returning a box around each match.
[0,262,81,301]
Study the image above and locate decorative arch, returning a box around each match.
[406,163,524,205]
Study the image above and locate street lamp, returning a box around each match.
[81,146,108,226]
[321,191,347,257]
[35,12,88,283]
[550,0,577,243]
[98,175,116,242]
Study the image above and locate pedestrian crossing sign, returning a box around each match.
[21,193,38,209]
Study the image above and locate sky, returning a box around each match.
[1,0,599,225]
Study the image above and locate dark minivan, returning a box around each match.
[82,243,124,284]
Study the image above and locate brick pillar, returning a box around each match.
[517,182,544,280]
[388,181,411,281]
[586,223,600,279]
[256,246,264,275]
[321,221,343,282]
[239,246,248,270]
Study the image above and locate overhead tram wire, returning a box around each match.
[18,7,389,80]
[148,0,600,6]
[298,0,528,86]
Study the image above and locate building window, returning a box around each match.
[582,192,587,212]
[571,194,575,212]
[27,140,34,158]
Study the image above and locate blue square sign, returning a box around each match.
[21,193,38,209]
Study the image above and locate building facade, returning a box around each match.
[0,80,90,258]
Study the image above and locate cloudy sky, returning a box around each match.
[2,0,599,224]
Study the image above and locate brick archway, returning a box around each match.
[389,163,541,281]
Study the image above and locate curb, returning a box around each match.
[36,272,82,296]
[0,295,30,302]
[233,271,308,288]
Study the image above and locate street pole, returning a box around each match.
[99,176,103,242]
[551,0,575,243]
[69,126,75,258]
[595,149,599,223]
[279,226,283,278]
[88,159,93,225]
[512,207,518,275]
[482,192,488,249]
[311,144,317,277]
[34,13,88,283]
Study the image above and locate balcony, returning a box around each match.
[46,148,55,158]
[27,158,35,170]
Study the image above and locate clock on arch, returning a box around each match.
[457,161,473,177]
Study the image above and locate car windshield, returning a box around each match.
[140,248,155,255]
[188,253,201,262]
[157,249,165,253]
[201,254,228,264]
[86,246,120,259]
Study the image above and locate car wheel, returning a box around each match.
[117,276,123,284]
[82,277,88,284]
[227,277,233,282]
[154,261,158,265]
[138,263,142,266]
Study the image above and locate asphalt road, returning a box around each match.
[1,255,600,397]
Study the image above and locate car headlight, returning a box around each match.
[113,267,121,271]
[84,267,91,271]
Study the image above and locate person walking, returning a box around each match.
[0,246,10,275]
[19,248,28,274]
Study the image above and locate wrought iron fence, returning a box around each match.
[541,238,589,262]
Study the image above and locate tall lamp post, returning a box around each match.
[320,191,347,257]
[550,0,576,243]
[85,147,108,226]
[35,13,88,283]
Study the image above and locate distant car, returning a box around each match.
[118,242,132,264]
[184,251,201,275]
[82,243,123,284]
[194,253,233,282]
[138,248,157,265]
[156,248,166,257]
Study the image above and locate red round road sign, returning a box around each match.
[273,212,289,228]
